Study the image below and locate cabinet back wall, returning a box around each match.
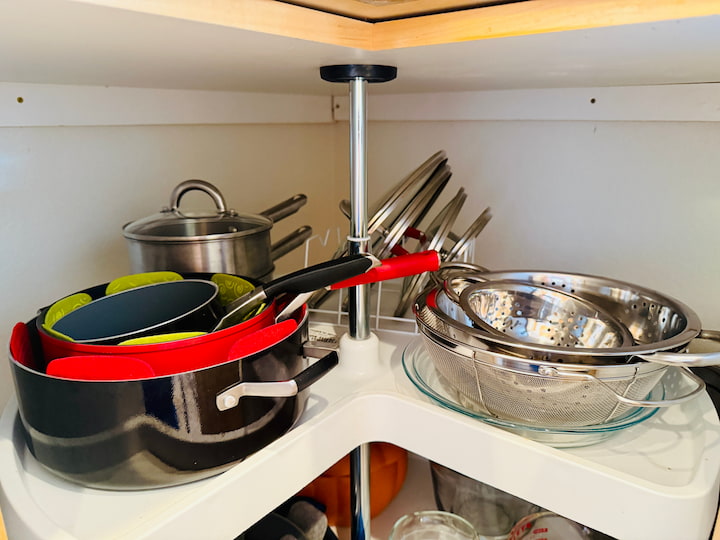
[355,119,720,331]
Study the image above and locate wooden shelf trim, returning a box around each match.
[374,0,720,49]
[278,0,505,22]
[71,0,373,48]
[73,0,720,50]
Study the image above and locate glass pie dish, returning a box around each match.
[402,340,662,448]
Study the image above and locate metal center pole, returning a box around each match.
[347,76,371,540]
[347,76,370,340]
[319,64,397,540]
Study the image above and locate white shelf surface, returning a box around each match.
[0,327,719,540]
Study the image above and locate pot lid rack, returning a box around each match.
[0,327,718,540]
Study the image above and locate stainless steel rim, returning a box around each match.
[373,162,451,258]
[418,269,702,357]
[416,314,659,376]
[445,206,492,261]
[367,150,447,235]
[457,279,634,349]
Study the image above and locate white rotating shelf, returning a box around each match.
[1,327,719,540]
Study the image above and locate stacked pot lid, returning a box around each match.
[310,150,493,315]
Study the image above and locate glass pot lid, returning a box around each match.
[122,179,273,242]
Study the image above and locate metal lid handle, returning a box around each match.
[169,179,228,213]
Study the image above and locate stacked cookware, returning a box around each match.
[7,180,442,490]
[413,264,718,428]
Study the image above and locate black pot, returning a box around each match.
[10,307,337,490]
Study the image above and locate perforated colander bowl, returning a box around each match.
[458,280,633,350]
[426,268,720,367]
[413,286,706,427]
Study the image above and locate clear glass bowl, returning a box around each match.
[402,340,661,448]
[390,510,479,540]
[430,462,540,540]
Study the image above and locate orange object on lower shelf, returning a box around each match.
[297,442,408,527]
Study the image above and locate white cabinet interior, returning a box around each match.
[0,327,718,539]
[1,1,720,539]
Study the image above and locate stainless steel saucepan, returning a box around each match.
[122,179,312,279]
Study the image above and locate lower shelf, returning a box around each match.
[330,451,437,540]
[1,327,719,540]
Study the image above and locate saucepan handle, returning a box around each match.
[259,194,308,222]
[271,225,314,261]
[539,365,706,408]
[637,330,720,367]
[215,351,339,411]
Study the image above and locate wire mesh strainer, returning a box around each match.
[413,287,706,427]
[458,280,633,350]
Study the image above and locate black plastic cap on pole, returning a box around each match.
[320,64,397,83]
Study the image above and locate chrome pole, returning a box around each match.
[347,76,370,340]
[319,64,397,540]
[347,76,372,540]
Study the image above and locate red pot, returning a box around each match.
[37,304,277,376]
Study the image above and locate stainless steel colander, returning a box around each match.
[414,290,706,427]
[430,266,720,367]
[458,280,633,350]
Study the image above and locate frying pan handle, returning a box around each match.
[539,365,706,408]
[329,250,441,290]
[170,179,228,214]
[274,251,441,322]
[637,329,720,367]
[259,194,308,222]
[263,254,378,298]
[217,254,377,330]
[215,351,339,411]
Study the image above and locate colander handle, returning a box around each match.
[429,262,490,304]
[538,366,706,408]
[636,330,720,367]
